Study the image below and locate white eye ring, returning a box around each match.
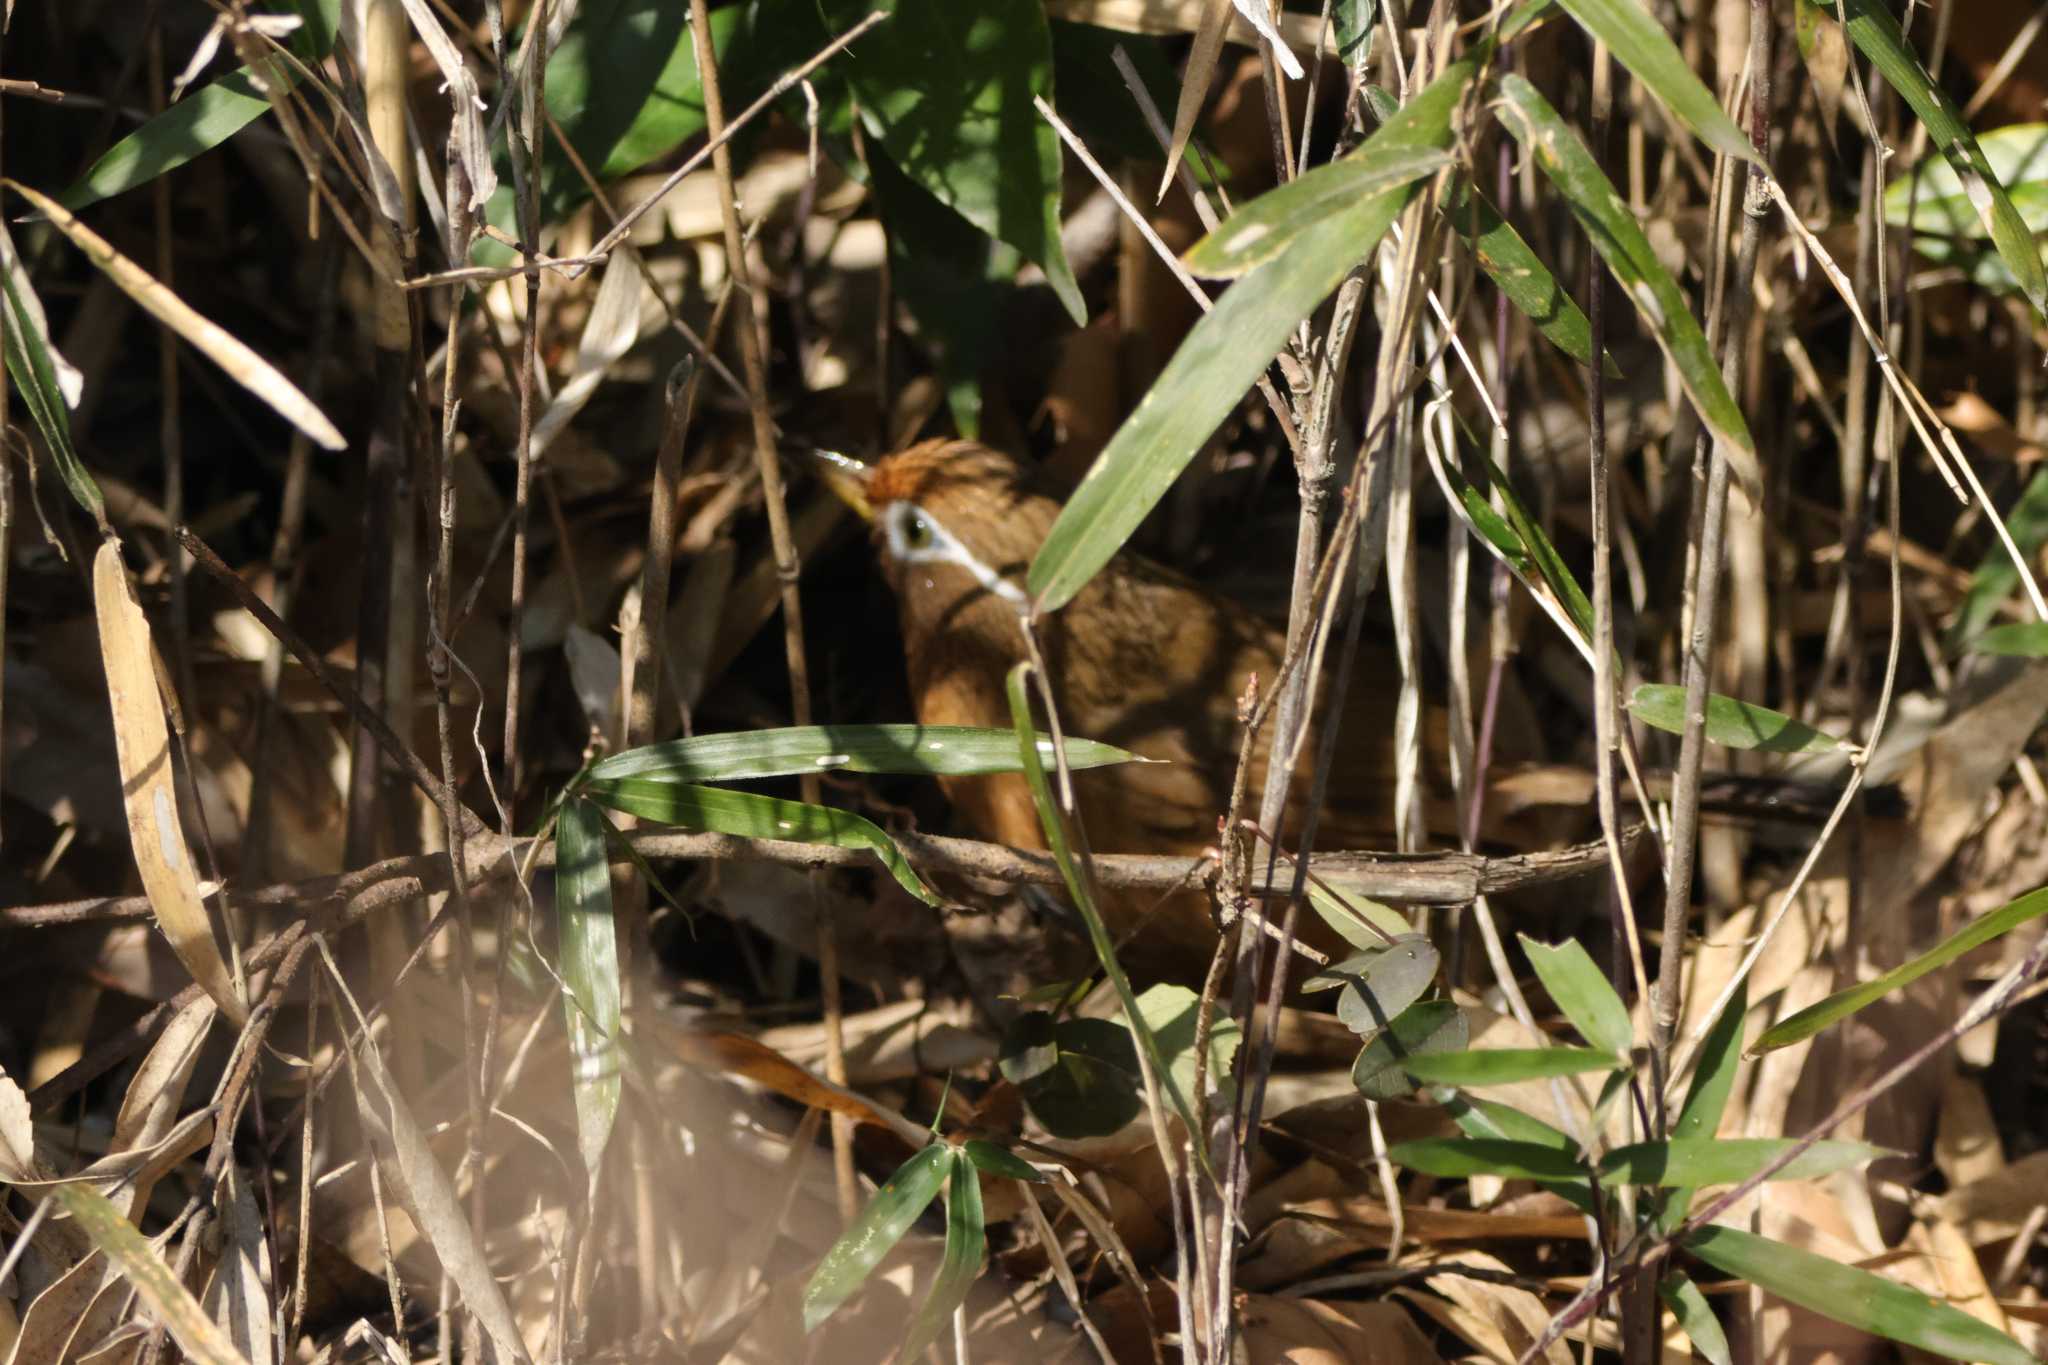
[881,501,1028,608]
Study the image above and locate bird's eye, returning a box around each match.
[903,511,935,551]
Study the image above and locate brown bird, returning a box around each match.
[814,438,1459,972]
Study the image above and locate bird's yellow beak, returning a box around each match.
[806,448,875,523]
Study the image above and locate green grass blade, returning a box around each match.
[1660,1272,1734,1365]
[1628,684,1844,754]
[1003,663,1205,1165]
[1969,623,2048,658]
[803,1143,952,1332]
[1751,884,2048,1054]
[0,230,101,521]
[587,724,1137,783]
[901,1153,986,1361]
[1497,73,1761,507]
[1685,1224,2039,1365]
[1840,0,2048,321]
[1387,1137,1588,1182]
[1438,1091,1593,1210]
[1950,470,2048,649]
[962,1138,1044,1182]
[554,800,622,1177]
[1600,1137,1884,1187]
[1184,145,1454,277]
[583,778,941,905]
[1553,0,1758,165]
[1519,935,1632,1058]
[1403,1046,1623,1085]
[1443,177,1612,372]
[1027,50,1481,611]
[51,1182,255,1365]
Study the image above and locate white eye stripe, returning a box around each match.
[882,501,1028,608]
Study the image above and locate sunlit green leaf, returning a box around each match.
[588,724,1136,783]
[1661,1273,1734,1365]
[1520,935,1632,1059]
[803,1143,952,1332]
[1751,885,2048,1054]
[1139,982,1241,1109]
[1184,145,1453,278]
[554,800,622,1176]
[1628,685,1844,754]
[962,1139,1045,1183]
[1553,0,1758,165]
[1352,1000,1469,1101]
[1388,1136,1587,1182]
[0,229,100,520]
[1403,1046,1623,1086]
[1600,1137,1885,1187]
[1968,622,2048,658]
[1443,177,1612,373]
[902,1152,984,1362]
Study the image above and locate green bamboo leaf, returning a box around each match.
[901,1153,985,1362]
[1403,1046,1623,1086]
[1443,177,1613,373]
[1552,0,1758,165]
[1438,1091,1593,1210]
[587,724,1137,783]
[1519,935,1632,1059]
[1661,1273,1734,1365]
[1601,1137,1885,1187]
[1027,49,1481,611]
[1184,145,1454,278]
[1004,664,1205,1163]
[1951,470,2048,648]
[1968,623,2048,658]
[1685,1224,2039,1365]
[1885,124,2048,241]
[58,0,341,211]
[1841,0,2048,322]
[803,1143,952,1332]
[1676,981,1747,1142]
[50,1183,255,1365]
[1387,1136,1588,1182]
[1628,684,1845,754]
[962,1138,1045,1183]
[554,800,622,1177]
[1352,1000,1469,1101]
[1496,74,1761,507]
[583,778,941,906]
[1751,884,2048,1054]
[0,230,101,521]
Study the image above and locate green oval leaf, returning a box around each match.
[582,778,941,905]
[1027,50,1481,611]
[1968,622,2048,658]
[554,800,622,1176]
[901,1153,985,1362]
[1519,935,1632,1059]
[962,1138,1045,1183]
[1387,1136,1588,1182]
[1352,1000,1470,1101]
[803,1142,953,1333]
[587,724,1137,783]
[1402,1046,1623,1086]
[1600,1137,1885,1188]
[1751,884,2048,1054]
[1138,982,1241,1110]
[1685,1224,2040,1365]
[998,1011,1142,1139]
[1496,73,1761,508]
[1628,684,1844,754]
[1334,937,1441,1037]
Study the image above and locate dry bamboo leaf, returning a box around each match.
[92,541,247,1026]
[7,181,344,452]
[348,1033,533,1364]
[1395,1267,1572,1365]
[200,1166,274,1365]
[1942,1150,2048,1246]
[105,997,217,1220]
[11,1251,112,1365]
[1935,1073,2007,1191]
[0,1064,34,1180]
[1240,1296,1443,1365]
[46,1183,250,1365]
[532,251,645,456]
[670,1030,930,1147]
[1159,0,1237,199]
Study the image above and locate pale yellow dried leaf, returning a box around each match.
[92,541,247,1025]
[1936,1073,2007,1190]
[107,997,216,1220]
[9,181,344,452]
[0,1064,34,1181]
[200,1165,274,1365]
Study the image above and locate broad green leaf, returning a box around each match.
[1304,880,1411,952]
[1138,982,1241,1108]
[1387,1137,1588,1182]
[1885,124,2048,240]
[825,0,1083,325]
[1028,49,1481,611]
[1600,1137,1884,1187]
[554,800,622,1176]
[1675,980,1748,1142]
[1685,1224,2039,1365]
[58,0,341,211]
[1951,470,2048,649]
[1628,684,1844,754]
[1553,0,1758,165]
[1443,177,1612,372]
[1519,935,1632,1059]
[1751,884,2048,1054]
[1969,623,2048,658]
[1403,1046,1623,1086]
[803,1143,952,1332]
[1842,0,2048,321]
[1352,1000,1469,1101]
[902,1153,985,1361]
[1661,1273,1734,1365]
[0,231,100,520]
[583,778,941,905]
[1438,1091,1593,1210]
[1497,74,1761,507]
[1326,937,1441,1038]
[1004,665,1204,1161]
[962,1138,1044,1182]
[998,1012,1142,1138]
[50,1183,253,1365]
[587,724,1136,783]
[1184,145,1455,277]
